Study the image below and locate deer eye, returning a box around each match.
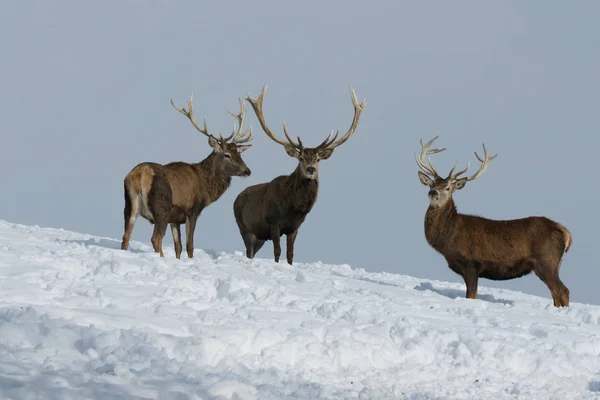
[224,153,231,159]
[445,187,451,191]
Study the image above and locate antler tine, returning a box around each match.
[170,94,213,138]
[282,122,301,148]
[323,87,367,150]
[414,153,438,177]
[246,85,299,149]
[315,129,340,151]
[223,98,254,145]
[448,161,471,180]
[466,143,497,181]
[415,136,446,178]
[233,123,254,145]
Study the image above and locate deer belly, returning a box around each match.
[478,260,534,281]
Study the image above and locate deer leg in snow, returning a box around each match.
[463,265,479,299]
[121,188,138,251]
[253,239,265,257]
[171,223,182,259]
[151,219,168,257]
[286,230,298,265]
[185,215,199,259]
[241,232,255,258]
[270,225,282,262]
[535,264,568,307]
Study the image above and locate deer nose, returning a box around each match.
[428,189,438,197]
[306,166,316,175]
[243,168,251,176]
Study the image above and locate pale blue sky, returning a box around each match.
[2,1,599,304]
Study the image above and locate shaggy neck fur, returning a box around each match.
[424,198,461,254]
[283,165,319,214]
[196,153,232,205]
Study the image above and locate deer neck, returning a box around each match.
[424,198,460,253]
[196,153,232,204]
[285,166,319,214]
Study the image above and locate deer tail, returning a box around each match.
[556,223,572,253]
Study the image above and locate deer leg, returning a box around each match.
[241,232,256,258]
[286,230,298,265]
[151,219,168,257]
[556,278,570,307]
[270,225,282,262]
[121,189,139,251]
[253,240,266,257]
[535,265,568,307]
[170,223,182,259]
[555,261,570,307]
[463,266,479,300]
[185,214,199,259]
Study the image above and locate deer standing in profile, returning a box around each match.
[121,94,253,259]
[234,85,366,264]
[415,136,572,307]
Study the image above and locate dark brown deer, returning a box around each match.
[121,94,253,259]
[234,85,366,264]
[415,136,572,307]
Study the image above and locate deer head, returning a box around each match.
[171,94,254,177]
[415,136,497,208]
[246,85,366,180]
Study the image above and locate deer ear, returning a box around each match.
[237,144,251,153]
[318,148,334,160]
[453,177,467,191]
[418,171,433,186]
[284,144,300,158]
[208,136,222,152]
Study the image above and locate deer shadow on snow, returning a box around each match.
[414,282,514,305]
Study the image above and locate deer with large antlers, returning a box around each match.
[415,136,572,307]
[121,94,253,259]
[234,85,366,264]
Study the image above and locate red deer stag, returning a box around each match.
[234,85,366,264]
[121,94,253,259]
[415,136,572,307]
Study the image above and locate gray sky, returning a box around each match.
[2,1,599,304]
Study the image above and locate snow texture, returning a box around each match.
[0,220,599,399]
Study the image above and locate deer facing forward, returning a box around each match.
[415,136,571,307]
[234,85,366,264]
[121,94,253,259]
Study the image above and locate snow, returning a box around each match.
[0,220,599,399]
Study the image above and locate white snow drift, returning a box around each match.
[0,220,599,399]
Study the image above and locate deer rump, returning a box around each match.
[234,177,318,241]
[432,213,572,281]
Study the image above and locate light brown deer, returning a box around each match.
[234,85,366,264]
[415,136,572,307]
[121,94,253,259]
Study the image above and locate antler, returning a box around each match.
[414,136,446,178]
[225,98,253,144]
[416,139,497,182]
[171,94,213,138]
[319,87,367,151]
[246,85,302,150]
[171,94,253,145]
[462,143,497,181]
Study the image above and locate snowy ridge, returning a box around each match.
[0,220,599,400]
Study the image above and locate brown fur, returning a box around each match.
[237,84,366,264]
[419,173,572,307]
[121,142,251,259]
[234,148,326,264]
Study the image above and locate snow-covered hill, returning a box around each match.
[0,220,599,400]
